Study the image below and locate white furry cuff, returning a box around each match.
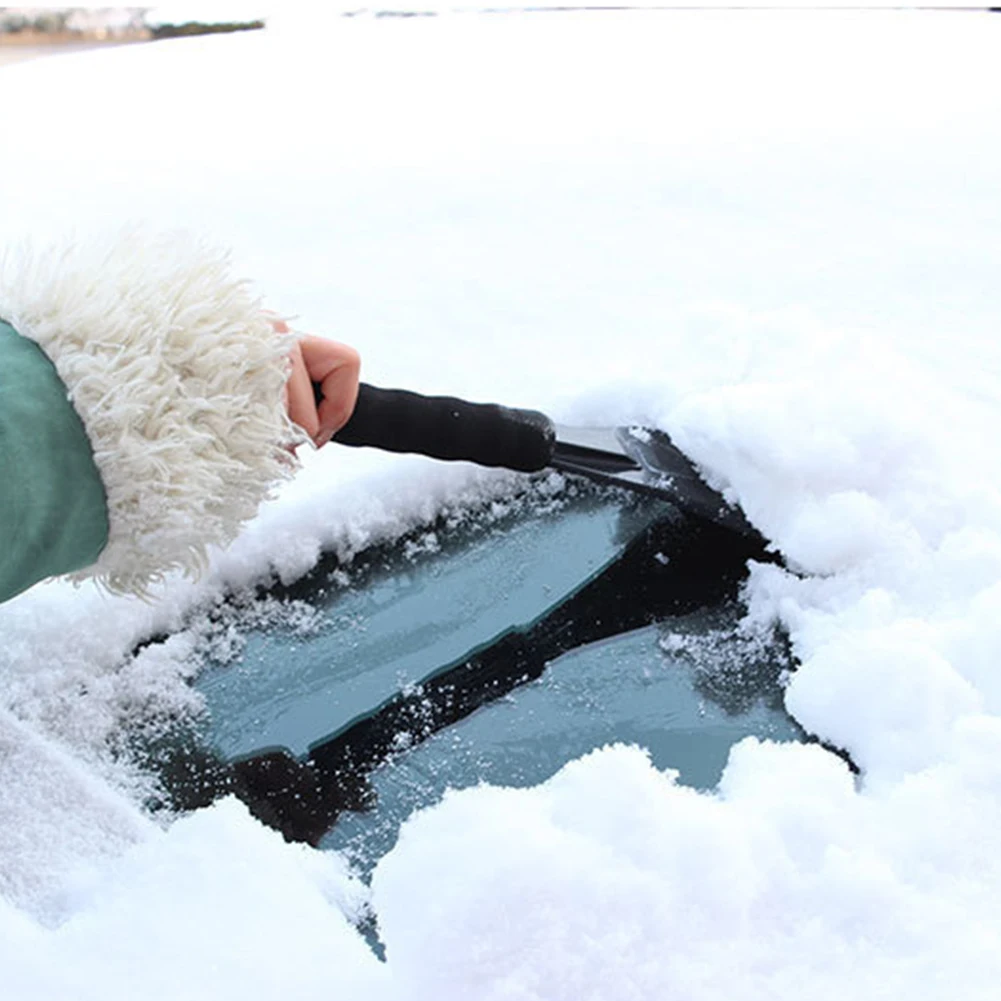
[0,231,302,596]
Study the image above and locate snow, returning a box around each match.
[1,7,1001,998]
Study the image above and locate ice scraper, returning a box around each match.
[327,383,763,545]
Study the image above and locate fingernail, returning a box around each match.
[315,429,333,448]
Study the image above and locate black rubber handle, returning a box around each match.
[317,382,556,473]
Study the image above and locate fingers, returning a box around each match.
[284,340,321,440]
[272,309,361,448]
[299,335,361,446]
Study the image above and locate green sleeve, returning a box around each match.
[0,320,109,602]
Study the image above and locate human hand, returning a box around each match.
[275,319,361,447]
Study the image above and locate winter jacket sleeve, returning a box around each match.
[0,319,109,602]
[0,231,302,600]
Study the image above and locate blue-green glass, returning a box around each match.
[195,489,803,880]
[199,494,665,758]
[324,608,801,874]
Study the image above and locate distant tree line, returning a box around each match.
[0,7,147,38]
[149,20,265,40]
[0,9,266,40]
[0,10,71,34]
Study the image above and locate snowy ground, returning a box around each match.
[2,8,1001,999]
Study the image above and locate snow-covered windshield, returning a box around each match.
[2,7,1000,998]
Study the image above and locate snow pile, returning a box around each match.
[0,798,386,1001]
[1,9,1001,999]
[374,740,1001,999]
